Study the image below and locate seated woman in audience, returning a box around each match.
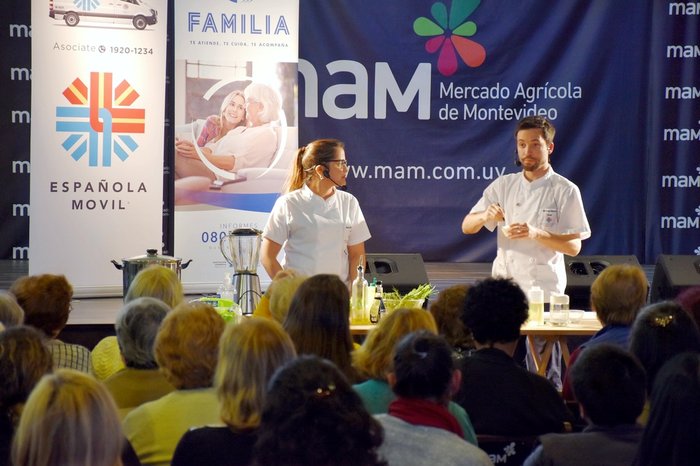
[123,302,225,466]
[253,269,307,323]
[429,284,475,360]
[562,264,648,400]
[283,274,357,382]
[253,355,386,466]
[629,300,700,424]
[11,369,124,466]
[172,318,296,466]
[0,292,24,328]
[634,352,700,466]
[103,297,175,419]
[0,326,52,466]
[676,286,700,328]
[9,274,91,373]
[352,307,477,444]
[92,265,184,380]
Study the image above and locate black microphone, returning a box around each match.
[514,150,521,167]
[323,166,347,191]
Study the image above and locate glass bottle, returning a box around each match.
[350,264,367,323]
[373,280,386,323]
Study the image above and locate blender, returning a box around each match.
[219,228,263,315]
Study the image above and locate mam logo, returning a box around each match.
[56,72,145,167]
[413,0,486,76]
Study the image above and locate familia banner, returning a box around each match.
[30,0,168,296]
[299,0,697,264]
[173,0,299,292]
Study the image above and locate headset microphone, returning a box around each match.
[514,150,521,167]
[323,166,347,191]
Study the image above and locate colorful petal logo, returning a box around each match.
[56,72,145,167]
[413,0,486,76]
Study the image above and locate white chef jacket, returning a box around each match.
[263,184,371,283]
[469,168,591,299]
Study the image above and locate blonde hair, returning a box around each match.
[0,291,24,327]
[155,302,225,389]
[590,264,648,325]
[216,318,296,430]
[267,270,307,323]
[352,308,437,380]
[215,90,246,138]
[11,369,123,466]
[124,265,184,309]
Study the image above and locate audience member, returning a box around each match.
[103,297,174,419]
[253,269,307,323]
[254,355,386,466]
[454,277,572,436]
[562,264,648,399]
[92,265,184,380]
[524,344,646,466]
[629,301,700,395]
[9,274,91,373]
[283,274,357,381]
[123,302,225,466]
[353,307,477,444]
[676,286,700,328]
[0,326,52,466]
[11,369,124,466]
[172,317,296,466]
[0,292,23,328]
[633,352,700,466]
[429,284,475,359]
[376,331,491,466]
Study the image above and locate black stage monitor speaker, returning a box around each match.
[564,255,644,310]
[650,255,700,303]
[364,253,429,295]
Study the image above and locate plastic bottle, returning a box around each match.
[527,285,545,325]
[350,264,368,324]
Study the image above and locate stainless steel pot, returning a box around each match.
[111,249,192,297]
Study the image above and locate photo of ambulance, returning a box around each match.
[49,0,158,30]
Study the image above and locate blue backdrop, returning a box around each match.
[298,0,698,263]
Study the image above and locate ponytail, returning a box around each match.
[283,139,344,193]
[284,146,308,193]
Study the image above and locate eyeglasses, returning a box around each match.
[326,159,348,168]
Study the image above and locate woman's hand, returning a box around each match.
[175,139,198,158]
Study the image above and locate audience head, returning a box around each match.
[590,264,647,326]
[284,274,355,380]
[0,326,52,423]
[676,286,700,329]
[570,344,645,427]
[155,302,225,389]
[462,277,528,345]
[115,297,170,369]
[11,369,123,466]
[390,331,457,403]
[630,301,700,392]
[216,317,296,430]
[286,139,345,192]
[266,269,307,323]
[353,307,437,380]
[0,292,24,328]
[244,82,281,125]
[124,265,184,309]
[254,355,385,466]
[429,284,475,352]
[635,352,700,466]
[10,274,73,338]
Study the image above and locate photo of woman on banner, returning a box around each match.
[174,82,280,180]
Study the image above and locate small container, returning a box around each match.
[549,293,570,326]
[527,286,545,325]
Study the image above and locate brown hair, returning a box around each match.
[590,264,648,325]
[429,284,475,350]
[10,274,73,338]
[284,139,344,192]
[283,274,356,381]
[515,116,556,144]
[155,302,225,389]
[352,308,437,380]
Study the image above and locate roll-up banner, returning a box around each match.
[30,0,168,296]
[173,0,299,293]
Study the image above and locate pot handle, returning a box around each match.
[182,259,193,269]
[110,260,123,270]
